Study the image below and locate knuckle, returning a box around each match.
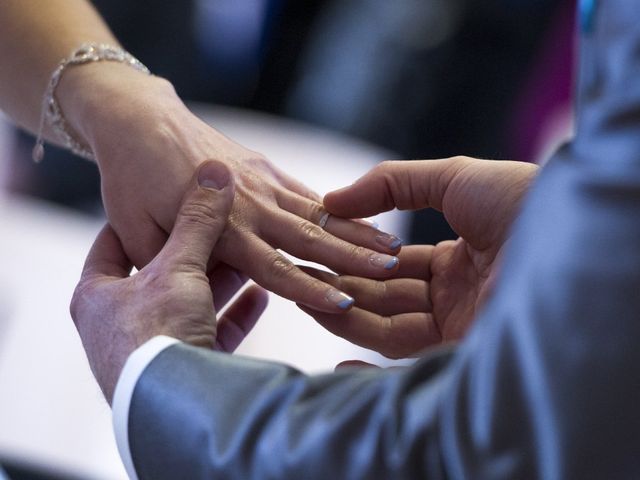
[298,220,326,250]
[373,161,404,210]
[376,160,396,174]
[302,187,322,203]
[378,317,407,360]
[347,244,369,263]
[305,202,325,224]
[242,154,271,172]
[263,250,296,282]
[179,200,224,229]
[376,160,402,181]
[374,280,389,302]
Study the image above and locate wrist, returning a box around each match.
[87,323,160,405]
[98,340,137,405]
[56,61,183,162]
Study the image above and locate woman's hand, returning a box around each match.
[60,64,401,312]
[300,157,539,356]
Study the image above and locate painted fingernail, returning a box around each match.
[375,232,402,250]
[198,161,230,190]
[369,253,399,270]
[326,289,354,310]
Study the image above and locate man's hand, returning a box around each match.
[300,157,538,358]
[60,64,400,314]
[70,161,268,404]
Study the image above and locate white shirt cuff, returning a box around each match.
[112,335,180,480]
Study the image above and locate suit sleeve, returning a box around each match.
[125,1,640,478]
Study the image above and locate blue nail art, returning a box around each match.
[326,289,354,308]
[384,257,399,270]
[338,297,354,309]
[389,238,402,249]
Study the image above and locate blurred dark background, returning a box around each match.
[8,0,575,244]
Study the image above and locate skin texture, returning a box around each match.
[300,157,539,359]
[0,0,401,314]
[71,161,268,403]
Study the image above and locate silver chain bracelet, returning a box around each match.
[33,43,151,163]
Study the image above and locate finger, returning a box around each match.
[215,286,269,352]
[224,234,355,313]
[81,224,133,281]
[263,210,400,279]
[324,216,402,254]
[277,192,402,254]
[395,245,434,280]
[208,263,249,311]
[160,160,235,271]
[300,267,431,316]
[335,360,379,370]
[323,157,469,218]
[298,304,441,359]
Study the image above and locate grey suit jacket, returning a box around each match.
[127,1,640,478]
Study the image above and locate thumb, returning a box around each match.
[323,158,468,218]
[160,160,235,271]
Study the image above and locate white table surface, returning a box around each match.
[0,107,409,479]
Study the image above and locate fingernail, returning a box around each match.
[326,288,354,310]
[198,161,230,190]
[370,253,399,270]
[375,232,402,250]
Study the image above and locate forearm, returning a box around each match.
[0,0,118,138]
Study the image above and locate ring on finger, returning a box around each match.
[318,212,331,229]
